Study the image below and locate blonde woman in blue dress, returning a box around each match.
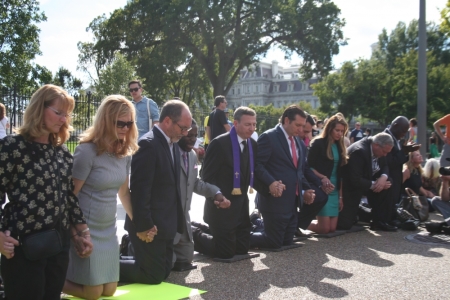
[63,95,139,299]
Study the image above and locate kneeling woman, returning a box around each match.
[63,95,138,299]
[307,114,348,234]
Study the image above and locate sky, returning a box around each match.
[34,0,448,84]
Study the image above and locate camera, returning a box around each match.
[439,166,450,176]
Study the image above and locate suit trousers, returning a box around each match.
[173,230,194,264]
[120,224,173,284]
[297,184,328,229]
[250,208,298,249]
[1,245,69,300]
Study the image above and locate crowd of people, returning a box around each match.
[1,83,450,299]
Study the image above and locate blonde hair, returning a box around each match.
[423,158,440,179]
[79,95,138,157]
[404,151,423,175]
[0,103,6,120]
[15,84,74,146]
[316,113,348,166]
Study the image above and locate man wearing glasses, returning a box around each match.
[128,80,160,139]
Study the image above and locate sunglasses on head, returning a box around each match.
[116,121,134,128]
[129,87,140,93]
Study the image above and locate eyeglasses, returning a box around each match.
[129,87,140,93]
[175,122,192,133]
[116,121,134,128]
[45,106,72,118]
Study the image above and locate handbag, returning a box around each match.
[18,148,63,261]
[403,187,429,222]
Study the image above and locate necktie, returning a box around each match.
[289,136,298,168]
[182,152,188,171]
[241,140,247,154]
[372,157,380,175]
[289,136,299,195]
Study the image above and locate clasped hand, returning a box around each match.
[137,225,158,243]
[0,230,19,259]
[269,180,286,197]
[320,177,335,194]
[214,193,231,209]
[72,234,93,258]
[303,189,315,205]
[372,176,391,193]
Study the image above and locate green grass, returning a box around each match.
[65,140,79,154]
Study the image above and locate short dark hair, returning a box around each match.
[159,100,189,123]
[214,95,226,107]
[279,105,306,124]
[128,80,142,88]
[317,120,323,126]
[306,114,316,126]
[234,106,256,121]
[409,118,417,126]
[366,128,372,135]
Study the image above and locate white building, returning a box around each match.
[226,61,320,109]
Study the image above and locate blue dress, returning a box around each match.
[317,144,340,217]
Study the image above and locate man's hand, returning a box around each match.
[383,180,392,190]
[137,226,157,243]
[0,230,19,259]
[214,193,231,209]
[372,176,388,193]
[320,177,335,194]
[269,180,286,197]
[402,142,421,154]
[441,175,450,182]
[303,189,315,205]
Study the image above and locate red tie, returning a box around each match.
[289,136,298,168]
[289,136,299,195]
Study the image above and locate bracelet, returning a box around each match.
[81,227,90,233]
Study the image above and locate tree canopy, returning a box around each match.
[79,0,345,99]
[0,0,47,87]
[313,20,450,128]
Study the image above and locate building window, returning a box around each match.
[237,88,240,95]
[232,89,235,95]
[264,85,268,92]
[274,85,279,92]
[255,85,259,93]
[246,85,250,93]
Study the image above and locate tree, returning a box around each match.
[51,67,83,94]
[0,0,46,87]
[80,0,345,97]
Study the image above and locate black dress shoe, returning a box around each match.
[172,262,197,272]
[370,221,397,232]
[191,221,210,234]
[295,228,312,237]
[249,209,261,223]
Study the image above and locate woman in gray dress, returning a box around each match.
[63,95,139,299]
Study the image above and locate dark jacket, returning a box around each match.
[308,137,344,188]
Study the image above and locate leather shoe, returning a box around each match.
[191,221,210,234]
[249,209,261,223]
[370,221,397,232]
[295,228,312,237]
[172,262,197,272]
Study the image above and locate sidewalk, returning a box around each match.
[116,193,450,299]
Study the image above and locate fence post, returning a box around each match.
[87,91,91,124]
[11,84,17,134]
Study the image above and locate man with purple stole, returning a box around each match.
[193,107,257,259]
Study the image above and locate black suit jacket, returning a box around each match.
[255,124,308,214]
[201,132,257,229]
[308,137,343,188]
[300,140,321,188]
[125,126,184,239]
[384,128,408,199]
[343,137,389,193]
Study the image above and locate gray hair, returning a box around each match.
[370,132,394,147]
[234,106,256,121]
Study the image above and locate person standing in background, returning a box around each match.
[434,114,450,167]
[0,103,10,139]
[129,80,160,139]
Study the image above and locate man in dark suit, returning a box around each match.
[172,119,228,271]
[120,100,192,284]
[297,114,328,232]
[337,133,395,231]
[384,116,420,225]
[250,106,315,249]
[193,107,257,259]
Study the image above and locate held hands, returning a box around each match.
[320,176,335,194]
[402,142,421,154]
[303,189,315,205]
[269,180,286,197]
[72,234,93,258]
[0,230,19,259]
[372,176,388,193]
[339,197,344,211]
[137,226,158,243]
[214,193,231,209]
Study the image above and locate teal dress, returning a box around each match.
[317,143,340,217]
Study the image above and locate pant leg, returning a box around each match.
[208,225,237,259]
[337,188,362,230]
[298,185,328,229]
[283,210,298,246]
[235,210,251,255]
[430,197,450,219]
[120,224,173,284]
[173,230,194,264]
[440,144,450,167]
[368,188,390,223]
[192,225,215,257]
[250,211,293,249]
[1,244,69,300]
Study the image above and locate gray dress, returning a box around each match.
[66,143,131,286]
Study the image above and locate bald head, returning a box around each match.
[390,116,409,140]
